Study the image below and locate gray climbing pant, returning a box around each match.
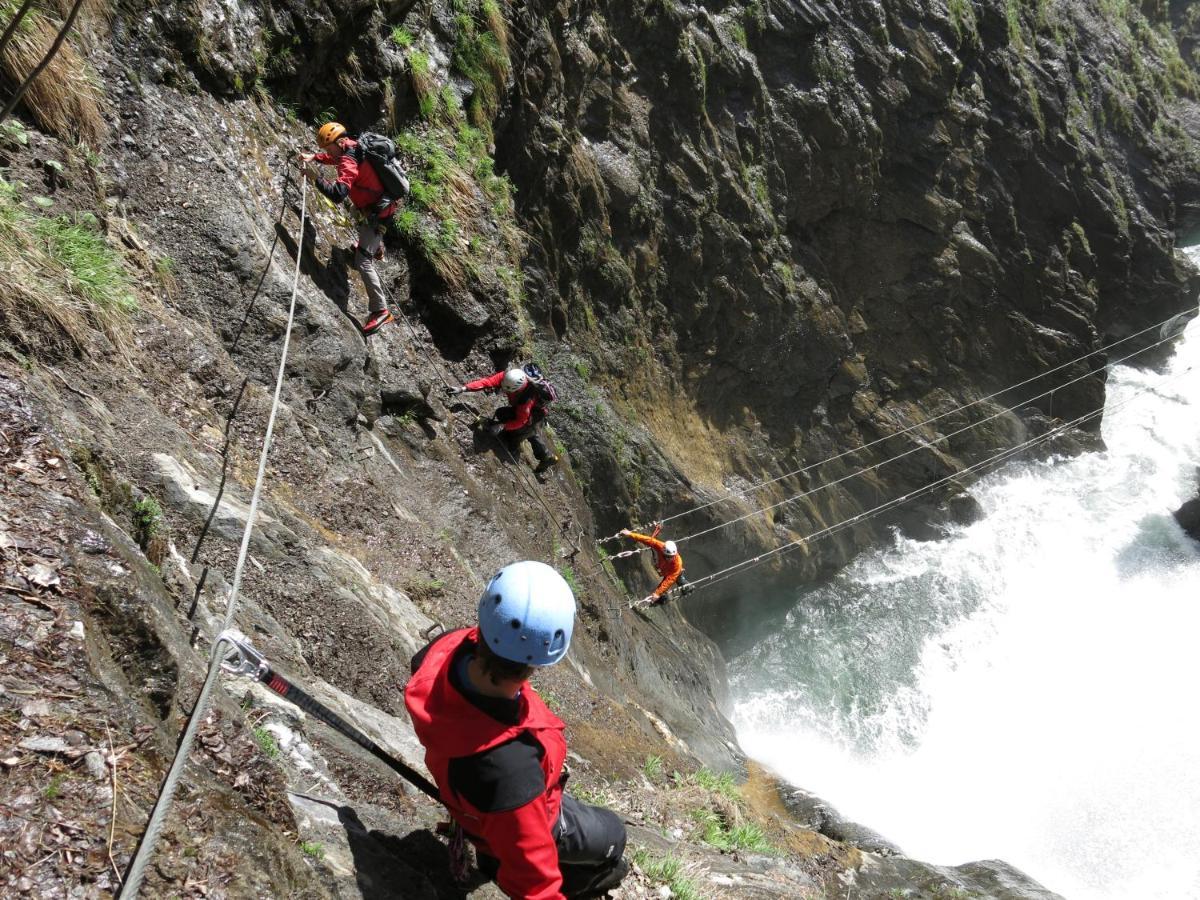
[355,219,389,314]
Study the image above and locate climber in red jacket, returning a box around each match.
[405,561,628,899]
[298,121,396,335]
[449,365,560,473]
[620,524,687,604]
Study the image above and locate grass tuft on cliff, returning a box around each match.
[392,4,525,323]
[0,174,136,355]
[0,0,105,146]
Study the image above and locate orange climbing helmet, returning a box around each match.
[317,122,347,148]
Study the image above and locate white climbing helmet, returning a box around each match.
[477,561,576,666]
[501,367,529,393]
[663,541,678,557]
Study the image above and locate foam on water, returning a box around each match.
[731,297,1200,899]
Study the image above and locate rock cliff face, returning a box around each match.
[0,0,1196,897]
[497,0,1200,649]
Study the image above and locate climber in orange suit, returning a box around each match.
[620,524,686,605]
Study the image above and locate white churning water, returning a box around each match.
[731,279,1200,899]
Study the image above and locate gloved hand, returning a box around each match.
[619,528,631,537]
[642,595,658,606]
[446,385,465,396]
[486,420,505,437]
[297,152,315,164]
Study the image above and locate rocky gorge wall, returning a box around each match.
[1,0,1198,897]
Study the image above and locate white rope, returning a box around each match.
[118,178,309,899]
[675,328,1184,546]
[686,362,1197,593]
[636,311,1194,533]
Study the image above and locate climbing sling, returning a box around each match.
[218,630,438,798]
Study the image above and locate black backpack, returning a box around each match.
[523,363,558,408]
[354,132,411,204]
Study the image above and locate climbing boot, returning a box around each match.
[534,455,559,474]
[362,309,394,335]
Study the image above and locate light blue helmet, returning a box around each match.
[478,561,576,666]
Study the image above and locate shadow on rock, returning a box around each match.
[337,805,485,900]
[275,220,355,326]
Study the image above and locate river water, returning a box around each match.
[730,301,1200,898]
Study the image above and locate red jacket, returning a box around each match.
[314,139,397,217]
[464,371,541,432]
[626,532,684,597]
[405,628,568,900]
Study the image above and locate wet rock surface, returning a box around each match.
[1173,469,1200,540]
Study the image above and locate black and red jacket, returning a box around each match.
[463,371,545,432]
[405,628,568,900]
[313,138,397,218]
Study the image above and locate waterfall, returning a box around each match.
[732,290,1200,899]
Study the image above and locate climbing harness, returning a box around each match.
[218,630,439,799]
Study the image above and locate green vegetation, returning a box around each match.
[132,495,163,547]
[35,213,137,314]
[1005,0,1023,48]
[408,51,437,120]
[571,783,616,808]
[643,754,664,780]
[299,841,325,860]
[947,0,979,46]
[44,773,67,800]
[631,849,702,900]
[693,767,739,802]
[0,2,104,145]
[394,118,520,300]
[391,26,415,48]
[1068,221,1091,256]
[692,808,777,854]
[0,119,29,148]
[451,0,511,132]
[811,36,853,85]
[253,726,282,760]
[560,564,578,594]
[729,21,748,49]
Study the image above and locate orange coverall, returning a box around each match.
[625,532,684,599]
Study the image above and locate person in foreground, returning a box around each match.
[405,561,629,899]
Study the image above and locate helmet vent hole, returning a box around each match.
[493,595,502,606]
[510,618,521,629]
[526,655,533,661]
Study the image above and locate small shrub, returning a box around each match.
[391,26,414,48]
[299,841,325,860]
[253,726,282,760]
[132,495,162,548]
